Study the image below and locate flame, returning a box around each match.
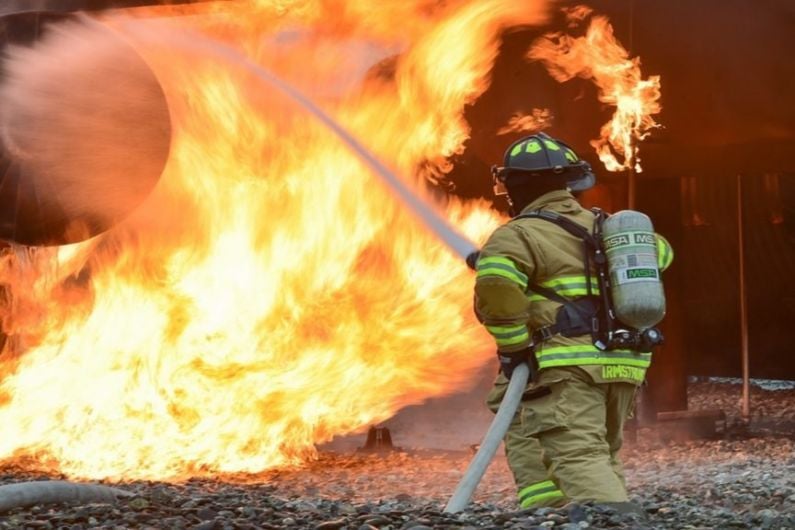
[497,108,554,136]
[0,1,554,480]
[528,6,662,172]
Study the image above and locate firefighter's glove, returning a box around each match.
[465,250,480,271]
[497,348,533,380]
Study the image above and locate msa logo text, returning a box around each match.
[604,235,630,250]
[627,268,658,279]
[633,233,655,245]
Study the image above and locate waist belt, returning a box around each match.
[530,296,601,345]
[531,324,563,344]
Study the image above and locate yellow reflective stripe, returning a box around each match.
[539,275,596,289]
[520,490,566,508]
[518,480,565,507]
[476,257,528,288]
[536,344,651,359]
[519,480,556,497]
[539,357,651,369]
[477,267,528,287]
[486,324,529,347]
[486,324,527,334]
[536,345,651,369]
[528,276,600,302]
[656,235,674,271]
[529,288,598,302]
[529,286,598,300]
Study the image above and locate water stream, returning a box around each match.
[119,19,480,261]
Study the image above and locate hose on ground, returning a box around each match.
[0,480,133,513]
[444,362,530,513]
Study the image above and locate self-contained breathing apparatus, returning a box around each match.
[477,132,667,354]
[512,208,666,353]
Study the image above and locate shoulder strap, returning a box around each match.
[511,208,610,348]
[512,209,600,249]
[512,209,601,299]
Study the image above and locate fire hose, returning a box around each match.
[0,480,132,513]
[444,362,530,513]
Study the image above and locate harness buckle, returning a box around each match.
[533,326,555,344]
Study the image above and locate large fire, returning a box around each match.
[0,1,659,480]
[528,6,662,172]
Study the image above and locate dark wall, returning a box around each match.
[676,173,795,379]
[452,1,795,380]
[454,0,795,198]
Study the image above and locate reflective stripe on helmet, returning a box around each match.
[543,139,561,151]
[525,140,542,153]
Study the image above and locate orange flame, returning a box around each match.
[497,108,554,136]
[0,1,553,480]
[528,6,662,172]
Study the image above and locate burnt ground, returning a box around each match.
[1,379,794,530]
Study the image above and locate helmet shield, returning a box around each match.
[568,170,595,192]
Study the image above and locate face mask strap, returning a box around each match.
[491,165,509,196]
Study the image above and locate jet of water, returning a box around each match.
[115,17,479,261]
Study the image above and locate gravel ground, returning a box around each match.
[1,380,793,530]
[688,378,795,435]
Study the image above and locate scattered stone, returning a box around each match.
[567,504,589,525]
[314,518,347,530]
[127,497,149,510]
[0,380,791,530]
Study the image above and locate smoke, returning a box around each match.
[323,361,499,452]
[383,362,498,451]
[0,17,171,244]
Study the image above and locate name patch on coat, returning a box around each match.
[602,365,646,383]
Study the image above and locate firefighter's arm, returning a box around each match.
[473,225,535,354]
[655,233,674,272]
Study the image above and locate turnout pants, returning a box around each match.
[487,375,566,508]
[487,366,637,506]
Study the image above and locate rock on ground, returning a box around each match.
[0,380,792,529]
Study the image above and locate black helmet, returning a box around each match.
[491,133,595,197]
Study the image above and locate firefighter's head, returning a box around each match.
[492,133,595,214]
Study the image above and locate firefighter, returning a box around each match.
[472,133,672,511]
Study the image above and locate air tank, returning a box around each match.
[602,210,666,329]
